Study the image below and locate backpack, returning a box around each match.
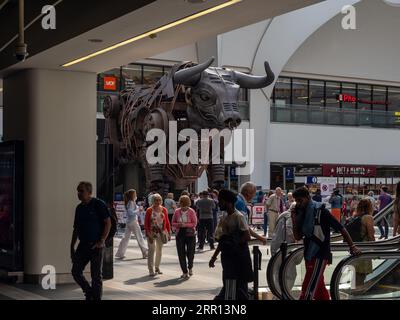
[344,216,363,242]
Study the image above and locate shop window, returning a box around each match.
[292,78,308,105]
[388,87,400,127]
[122,64,142,89]
[143,65,163,85]
[273,77,291,105]
[358,84,372,126]
[325,82,341,109]
[372,86,388,127]
[309,80,325,124]
[309,80,325,107]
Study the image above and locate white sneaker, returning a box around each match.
[180,273,189,280]
[149,271,156,277]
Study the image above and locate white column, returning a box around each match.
[3,69,97,283]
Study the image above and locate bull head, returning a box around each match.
[173,57,275,131]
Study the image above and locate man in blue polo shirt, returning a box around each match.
[71,181,111,300]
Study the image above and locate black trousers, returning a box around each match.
[214,252,250,300]
[176,231,196,274]
[198,219,214,248]
[71,242,103,300]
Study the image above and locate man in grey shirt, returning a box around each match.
[196,191,216,251]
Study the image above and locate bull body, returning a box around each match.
[103,57,274,195]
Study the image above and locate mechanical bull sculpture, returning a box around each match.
[103,57,274,195]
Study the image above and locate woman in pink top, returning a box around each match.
[172,195,198,279]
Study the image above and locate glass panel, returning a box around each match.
[309,80,325,107]
[342,83,357,125]
[121,64,142,89]
[238,88,249,102]
[326,82,341,108]
[274,77,291,105]
[388,87,400,127]
[336,257,400,300]
[292,78,308,105]
[326,82,341,125]
[143,65,163,85]
[372,86,388,127]
[358,84,372,126]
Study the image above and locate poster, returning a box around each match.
[250,205,264,225]
[321,182,336,196]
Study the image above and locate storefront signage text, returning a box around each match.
[323,164,376,177]
[337,94,388,106]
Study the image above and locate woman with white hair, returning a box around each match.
[115,189,148,259]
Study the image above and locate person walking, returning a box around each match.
[265,187,285,238]
[329,189,343,222]
[196,191,216,251]
[377,186,391,239]
[164,193,177,227]
[209,189,254,300]
[144,193,171,276]
[291,187,361,300]
[263,191,273,237]
[235,182,267,244]
[393,182,400,237]
[345,199,375,286]
[211,190,220,233]
[115,189,148,259]
[172,195,198,279]
[71,181,111,300]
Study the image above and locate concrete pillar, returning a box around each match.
[3,69,97,283]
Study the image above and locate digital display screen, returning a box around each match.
[0,148,14,252]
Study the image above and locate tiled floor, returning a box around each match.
[0,235,272,300]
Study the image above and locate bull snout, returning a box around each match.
[224,115,241,129]
[222,102,242,129]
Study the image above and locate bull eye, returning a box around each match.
[200,93,210,101]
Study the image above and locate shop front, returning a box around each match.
[271,163,400,196]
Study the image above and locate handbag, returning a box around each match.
[160,230,169,244]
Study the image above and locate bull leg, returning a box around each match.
[206,164,225,191]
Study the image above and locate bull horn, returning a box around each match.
[173,57,215,86]
[234,61,275,89]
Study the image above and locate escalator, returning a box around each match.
[266,201,397,300]
[330,251,400,300]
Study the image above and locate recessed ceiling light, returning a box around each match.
[186,0,207,3]
[88,39,103,43]
[62,0,241,67]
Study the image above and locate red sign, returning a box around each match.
[322,164,376,177]
[103,76,117,90]
[337,94,388,106]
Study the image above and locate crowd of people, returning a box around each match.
[69,180,400,301]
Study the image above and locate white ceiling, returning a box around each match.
[0,0,322,76]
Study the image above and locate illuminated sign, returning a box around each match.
[103,76,117,91]
[337,94,388,106]
[323,164,376,177]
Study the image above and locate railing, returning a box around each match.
[271,103,400,129]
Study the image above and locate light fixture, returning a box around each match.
[88,39,103,43]
[62,0,241,67]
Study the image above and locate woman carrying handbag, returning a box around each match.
[172,195,198,279]
[144,193,171,277]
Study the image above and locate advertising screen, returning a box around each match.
[0,141,24,271]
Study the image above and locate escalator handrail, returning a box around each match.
[279,236,400,300]
[266,243,304,299]
[266,202,394,299]
[329,251,400,300]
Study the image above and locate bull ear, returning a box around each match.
[173,57,215,87]
[234,61,275,89]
